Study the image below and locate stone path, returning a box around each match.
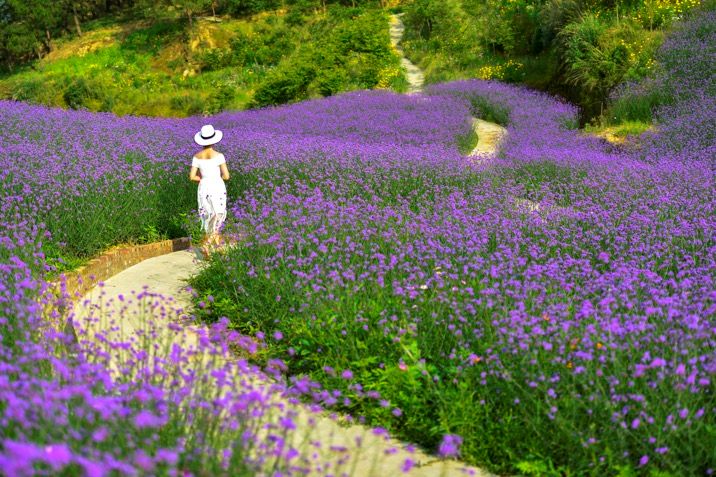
[71,250,493,477]
[390,14,425,94]
[470,118,507,159]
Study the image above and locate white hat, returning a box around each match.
[194,124,223,146]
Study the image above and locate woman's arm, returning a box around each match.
[220,163,230,181]
[189,166,201,183]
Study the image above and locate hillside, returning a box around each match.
[0,0,711,129]
[0,5,406,117]
[399,0,709,125]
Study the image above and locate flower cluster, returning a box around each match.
[0,7,714,476]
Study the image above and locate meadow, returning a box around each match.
[0,6,714,477]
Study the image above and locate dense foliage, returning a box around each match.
[400,0,706,121]
[0,0,389,68]
[0,1,403,116]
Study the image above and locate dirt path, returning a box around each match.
[71,250,493,477]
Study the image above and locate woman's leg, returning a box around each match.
[208,212,226,248]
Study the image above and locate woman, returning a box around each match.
[189,124,230,258]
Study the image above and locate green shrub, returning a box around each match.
[170,94,205,116]
[607,85,672,124]
[251,62,315,106]
[10,77,49,102]
[224,0,282,16]
[205,83,236,114]
[62,77,99,110]
[121,21,184,54]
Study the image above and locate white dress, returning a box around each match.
[192,154,227,234]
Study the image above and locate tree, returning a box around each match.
[7,0,63,55]
[168,0,213,27]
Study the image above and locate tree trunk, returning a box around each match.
[187,9,193,29]
[73,4,83,36]
[44,29,52,54]
[211,1,216,18]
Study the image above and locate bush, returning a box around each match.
[205,83,236,114]
[251,63,315,106]
[170,93,205,116]
[62,77,99,110]
[224,0,282,16]
[607,82,672,123]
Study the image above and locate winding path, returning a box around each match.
[388,14,507,160]
[389,14,425,94]
[65,15,509,477]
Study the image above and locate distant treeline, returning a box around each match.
[0,0,390,69]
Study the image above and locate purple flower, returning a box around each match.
[438,434,463,458]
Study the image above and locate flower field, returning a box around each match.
[1,8,714,477]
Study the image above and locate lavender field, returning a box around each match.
[1,8,714,477]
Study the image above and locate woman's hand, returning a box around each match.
[220,163,230,181]
[189,166,201,183]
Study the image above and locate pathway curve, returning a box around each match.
[71,250,493,477]
[470,118,507,160]
[389,14,506,159]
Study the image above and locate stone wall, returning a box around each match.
[47,237,191,304]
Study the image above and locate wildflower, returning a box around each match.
[402,458,415,472]
[438,434,462,458]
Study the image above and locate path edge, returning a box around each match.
[46,237,191,304]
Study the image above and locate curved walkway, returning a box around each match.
[71,250,492,477]
[389,14,425,94]
[470,118,507,160]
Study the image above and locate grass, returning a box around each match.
[456,126,478,155]
[584,120,654,143]
[0,7,405,116]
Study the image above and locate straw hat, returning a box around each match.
[194,124,223,146]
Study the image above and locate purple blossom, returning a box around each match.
[438,434,463,458]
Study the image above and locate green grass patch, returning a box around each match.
[456,126,479,155]
[585,120,653,139]
[0,6,406,116]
